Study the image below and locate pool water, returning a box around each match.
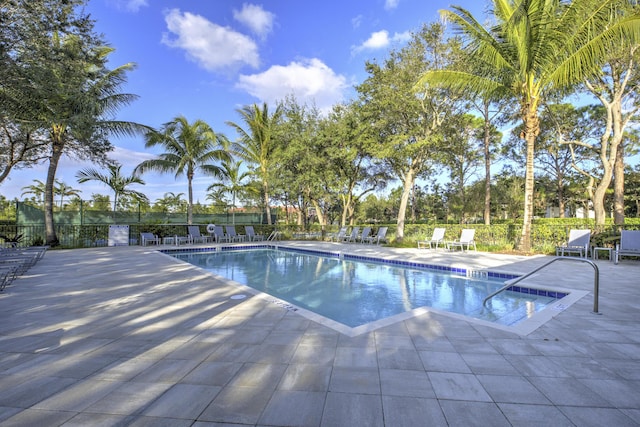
[171,247,564,328]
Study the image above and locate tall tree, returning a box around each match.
[358,23,465,241]
[468,95,508,225]
[441,114,485,223]
[206,159,251,224]
[135,115,230,224]
[3,1,148,245]
[418,0,640,251]
[227,103,282,225]
[578,15,640,225]
[318,102,388,227]
[76,164,148,217]
[538,103,593,218]
[0,1,52,183]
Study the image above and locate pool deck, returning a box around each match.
[0,241,639,426]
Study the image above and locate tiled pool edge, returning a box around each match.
[160,244,569,300]
[156,244,582,336]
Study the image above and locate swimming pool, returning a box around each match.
[167,246,569,331]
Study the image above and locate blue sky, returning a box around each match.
[2,0,486,203]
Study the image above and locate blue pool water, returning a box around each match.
[170,247,566,328]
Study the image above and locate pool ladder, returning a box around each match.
[482,257,600,314]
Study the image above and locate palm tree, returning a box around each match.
[207,160,252,224]
[40,43,147,246]
[21,179,47,205]
[135,115,230,224]
[54,180,81,209]
[226,103,282,225]
[417,0,640,251]
[76,164,148,218]
[154,192,186,213]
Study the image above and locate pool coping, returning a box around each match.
[157,244,588,337]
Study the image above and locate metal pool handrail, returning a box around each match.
[482,257,600,314]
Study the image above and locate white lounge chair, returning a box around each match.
[556,229,590,258]
[331,227,348,242]
[364,226,388,245]
[418,228,446,249]
[615,230,640,264]
[358,227,372,243]
[267,230,282,241]
[245,226,264,241]
[187,226,209,244]
[342,227,360,243]
[447,229,476,252]
[140,232,160,246]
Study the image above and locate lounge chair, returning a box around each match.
[358,227,372,243]
[267,230,281,241]
[331,227,348,242]
[225,225,245,242]
[418,228,446,249]
[364,226,388,245]
[140,232,161,246]
[212,225,230,243]
[615,230,640,264]
[0,265,19,291]
[245,226,264,241]
[556,229,590,258]
[0,245,48,290]
[447,229,476,251]
[187,226,209,244]
[342,227,360,243]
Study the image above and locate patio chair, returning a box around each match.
[225,225,246,242]
[615,230,640,264]
[341,226,360,243]
[331,227,348,242]
[447,229,476,252]
[556,229,590,258]
[358,227,372,243]
[364,226,388,245]
[245,226,264,241]
[187,226,209,244]
[418,228,446,249]
[0,265,19,291]
[212,225,230,243]
[267,230,282,241]
[140,232,161,246]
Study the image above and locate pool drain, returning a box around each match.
[230,294,247,300]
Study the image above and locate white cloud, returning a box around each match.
[351,30,411,54]
[236,58,348,113]
[384,0,400,10]
[233,4,275,38]
[351,14,363,29]
[109,0,148,12]
[162,8,260,71]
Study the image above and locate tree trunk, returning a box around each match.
[557,181,566,218]
[592,177,610,224]
[340,194,349,226]
[613,140,625,225]
[312,200,325,226]
[187,172,193,225]
[396,169,415,242]
[264,182,272,225]
[483,104,491,225]
[44,133,65,247]
[519,106,539,253]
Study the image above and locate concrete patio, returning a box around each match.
[0,241,639,426]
